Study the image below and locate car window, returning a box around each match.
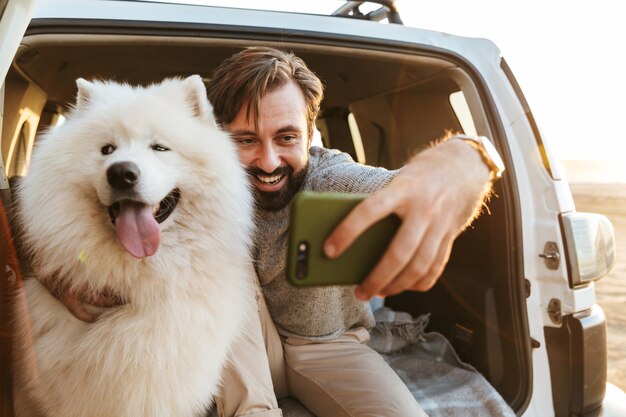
[449,91,478,138]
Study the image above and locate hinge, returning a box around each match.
[547,298,562,325]
[539,241,560,270]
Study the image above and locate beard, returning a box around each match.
[246,163,308,211]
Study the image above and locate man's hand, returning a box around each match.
[323,138,494,301]
[58,290,100,323]
[47,284,125,323]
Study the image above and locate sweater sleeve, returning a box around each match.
[306,146,398,194]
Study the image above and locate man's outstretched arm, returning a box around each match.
[323,137,498,300]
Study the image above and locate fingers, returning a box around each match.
[386,229,453,296]
[355,218,455,300]
[354,211,428,299]
[59,292,97,323]
[323,190,399,258]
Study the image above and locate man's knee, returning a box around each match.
[283,334,426,417]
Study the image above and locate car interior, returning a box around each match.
[1,33,529,411]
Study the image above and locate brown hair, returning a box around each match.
[207,47,324,139]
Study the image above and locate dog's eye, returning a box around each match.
[101,144,116,155]
[152,144,170,152]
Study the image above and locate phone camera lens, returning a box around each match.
[296,241,309,280]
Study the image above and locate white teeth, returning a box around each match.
[257,175,283,185]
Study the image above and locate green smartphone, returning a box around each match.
[287,191,400,287]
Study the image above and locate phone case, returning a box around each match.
[287,191,400,286]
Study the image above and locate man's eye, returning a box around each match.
[101,144,116,155]
[152,144,170,152]
[280,135,296,143]
[238,138,255,145]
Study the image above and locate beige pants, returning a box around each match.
[215,288,426,417]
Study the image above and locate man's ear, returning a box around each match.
[182,75,216,127]
[75,78,94,109]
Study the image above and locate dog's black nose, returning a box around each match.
[107,162,140,189]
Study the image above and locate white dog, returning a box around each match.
[12,76,254,417]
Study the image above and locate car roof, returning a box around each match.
[31,0,499,58]
[117,0,342,17]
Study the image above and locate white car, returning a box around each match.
[1,1,624,416]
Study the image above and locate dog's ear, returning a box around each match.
[182,75,216,127]
[75,78,94,109]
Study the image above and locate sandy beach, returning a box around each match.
[569,183,626,390]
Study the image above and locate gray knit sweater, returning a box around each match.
[254,146,396,341]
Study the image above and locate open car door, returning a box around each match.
[0,0,36,83]
[1,1,36,415]
[1,0,36,194]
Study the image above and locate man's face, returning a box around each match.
[225,80,310,211]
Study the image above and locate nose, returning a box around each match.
[107,161,140,189]
[256,143,281,173]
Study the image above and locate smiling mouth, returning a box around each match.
[108,188,181,225]
[256,174,284,185]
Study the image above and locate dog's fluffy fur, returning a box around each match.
[12,76,254,417]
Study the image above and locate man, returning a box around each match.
[208,47,499,417]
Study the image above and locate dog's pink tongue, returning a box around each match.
[115,201,160,258]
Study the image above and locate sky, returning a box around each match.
[396,0,626,163]
[396,0,626,181]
